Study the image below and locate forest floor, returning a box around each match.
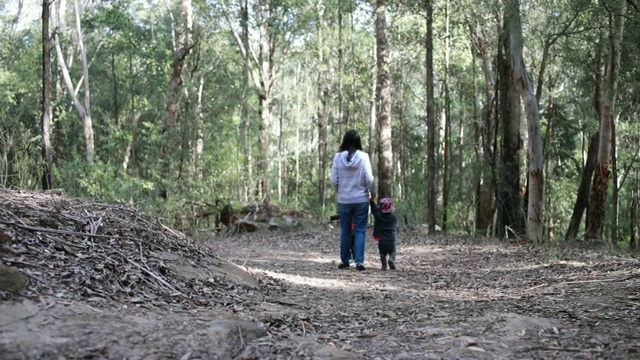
[1,190,639,359]
[204,228,640,360]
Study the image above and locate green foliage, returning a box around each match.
[0,0,639,247]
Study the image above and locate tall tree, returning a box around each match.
[506,0,544,243]
[586,0,627,241]
[52,0,95,163]
[42,0,53,190]
[441,0,451,231]
[425,0,436,231]
[496,8,524,239]
[316,1,328,211]
[467,13,497,236]
[376,0,393,198]
[223,0,277,201]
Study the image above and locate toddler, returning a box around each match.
[369,197,398,270]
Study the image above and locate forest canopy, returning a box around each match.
[1,0,639,246]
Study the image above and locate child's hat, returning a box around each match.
[379,198,395,214]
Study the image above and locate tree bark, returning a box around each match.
[425,0,436,232]
[586,0,626,241]
[506,0,544,243]
[441,0,451,231]
[467,16,496,236]
[240,0,252,200]
[52,0,95,164]
[316,2,328,210]
[376,0,393,199]
[159,0,192,196]
[565,133,599,241]
[496,19,524,239]
[41,0,53,190]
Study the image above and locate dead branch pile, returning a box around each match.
[0,189,262,309]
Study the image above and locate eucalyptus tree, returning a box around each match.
[376,0,393,198]
[505,0,544,243]
[42,0,53,189]
[586,0,628,241]
[52,0,95,163]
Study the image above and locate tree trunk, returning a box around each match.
[337,7,346,138]
[240,0,252,201]
[631,168,639,250]
[159,0,192,197]
[316,2,328,210]
[496,22,524,239]
[41,0,53,190]
[194,74,204,180]
[369,46,376,165]
[467,16,496,236]
[586,0,626,241]
[565,133,599,241]
[425,0,436,232]
[506,0,544,243]
[441,0,451,231]
[376,0,393,198]
[52,0,95,164]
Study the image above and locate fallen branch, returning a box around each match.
[557,276,632,285]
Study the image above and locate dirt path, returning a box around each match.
[1,224,639,359]
[208,227,640,359]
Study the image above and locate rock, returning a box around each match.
[313,345,358,359]
[0,263,27,294]
[203,319,267,343]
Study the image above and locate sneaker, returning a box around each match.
[338,263,350,269]
[388,261,396,270]
[348,258,355,266]
[356,264,366,271]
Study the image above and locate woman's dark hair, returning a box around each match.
[339,129,363,152]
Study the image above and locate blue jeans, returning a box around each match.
[338,202,369,265]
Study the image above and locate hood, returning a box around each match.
[339,150,363,169]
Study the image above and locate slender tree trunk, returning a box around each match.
[441,0,451,231]
[42,0,53,190]
[376,0,393,198]
[194,74,204,180]
[111,53,119,128]
[52,0,95,164]
[496,22,524,239]
[611,117,619,243]
[369,46,376,165]
[278,101,284,201]
[586,0,626,241]
[316,2,328,210]
[240,0,252,200]
[426,0,436,232]
[337,6,345,138]
[467,17,496,236]
[162,0,192,195]
[631,167,639,250]
[257,1,274,202]
[507,0,544,243]
[565,133,599,240]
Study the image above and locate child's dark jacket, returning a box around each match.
[370,200,398,245]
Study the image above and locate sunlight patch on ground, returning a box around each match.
[250,268,400,291]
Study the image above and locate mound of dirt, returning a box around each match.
[0,189,270,359]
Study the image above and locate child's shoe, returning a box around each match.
[381,257,387,271]
[388,260,396,270]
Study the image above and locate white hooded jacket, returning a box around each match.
[330,150,377,204]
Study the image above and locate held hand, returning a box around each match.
[369,195,376,202]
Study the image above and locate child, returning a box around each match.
[370,197,398,270]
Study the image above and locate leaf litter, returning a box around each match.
[0,188,639,359]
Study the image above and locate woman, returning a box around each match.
[331,130,376,271]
